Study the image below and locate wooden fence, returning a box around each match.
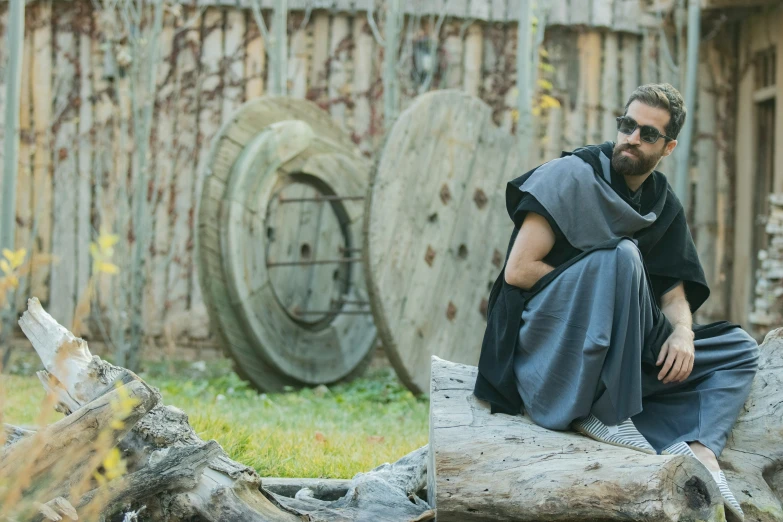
[0,0,732,344]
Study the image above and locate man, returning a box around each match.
[474,83,758,521]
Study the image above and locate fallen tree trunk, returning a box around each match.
[6,298,431,521]
[429,328,783,522]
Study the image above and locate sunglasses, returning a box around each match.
[616,116,674,144]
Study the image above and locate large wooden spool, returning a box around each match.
[363,91,519,394]
[196,97,376,391]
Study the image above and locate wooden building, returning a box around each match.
[0,0,780,348]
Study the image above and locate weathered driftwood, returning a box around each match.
[9,298,431,521]
[429,328,783,522]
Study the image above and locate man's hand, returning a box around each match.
[656,325,695,384]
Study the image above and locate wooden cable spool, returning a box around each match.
[196,97,376,391]
[363,90,519,394]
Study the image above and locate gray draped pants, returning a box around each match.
[513,239,759,456]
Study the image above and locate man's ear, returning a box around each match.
[663,139,678,157]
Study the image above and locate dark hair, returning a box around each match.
[623,83,686,141]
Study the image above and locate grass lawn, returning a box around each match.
[0,356,429,479]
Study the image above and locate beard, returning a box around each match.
[611,143,662,177]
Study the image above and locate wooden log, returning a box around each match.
[430,328,783,521]
[16,297,431,521]
[260,477,351,500]
[429,356,722,521]
[0,379,158,502]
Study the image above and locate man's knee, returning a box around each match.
[615,239,644,271]
[734,328,760,370]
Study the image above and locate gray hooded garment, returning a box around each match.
[475,142,758,456]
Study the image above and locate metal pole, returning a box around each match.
[674,0,700,210]
[1,0,25,251]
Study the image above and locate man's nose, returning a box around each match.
[626,128,642,145]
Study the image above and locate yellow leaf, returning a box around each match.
[98,233,119,252]
[111,419,125,430]
[537,78,554,91]
[89,243,100,259]
[0,260,10,275]
[541,94,561,109]
[5,249,26,268]
[511,109,520,123]
[101,447,127,481]
[98,262,120,274]
[8,275,18,289]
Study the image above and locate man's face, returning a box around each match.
[612,100,678,178]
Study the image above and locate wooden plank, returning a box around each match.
[442,21,463,90]
[190,7,225,336]
[620,34,639,106]
[601,32,620,142]
[310,12,330,102]
[222,8,245,116]
[582,32,602,145]
[0,4,6,210]
[13,7,33,312]
[30,0,53,304]
[75,4,93,331]
[328,14,350,128]
[244,9,265,99]
[563,32,587,150]
[640,29,657,85]
[90,7,115,307]
[50,2,78,328]
[499,23,518,134]
[694,53,718,321]
[569,0,590,26]
[352,15,374,156]
[490,0,507,22]
[775,8,783,193]
[613,0,641,34]
[731,18,756,325]
[288,14,309,99]
[468,0,490,20]
[463,23,483,97]
[113,28,133,324]
[544,104,564,160]
[146,15,176,337]
[547,0,569,26]
[167,6,201,321]
[592,0,614,28]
